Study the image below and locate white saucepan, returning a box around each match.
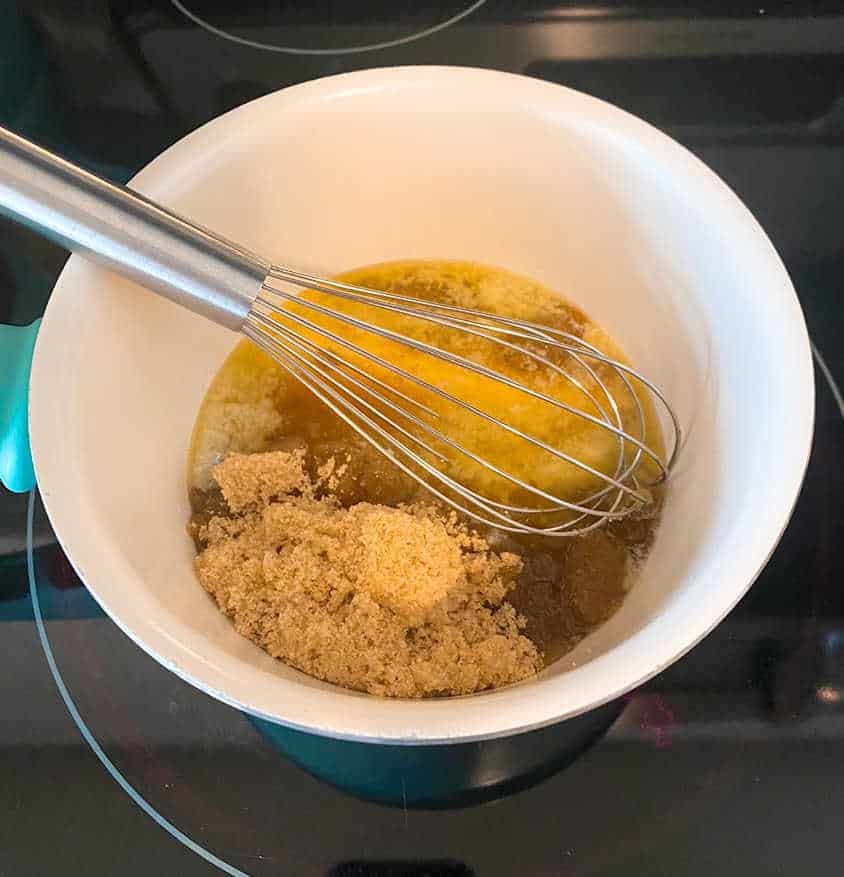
[25,67,813,744]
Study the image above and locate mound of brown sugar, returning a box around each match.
[194,450,541,697]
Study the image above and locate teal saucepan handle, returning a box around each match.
[0,319,39,492]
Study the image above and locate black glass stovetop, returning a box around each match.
[2,2,843,874]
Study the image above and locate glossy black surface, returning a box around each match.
[2,2,843,874]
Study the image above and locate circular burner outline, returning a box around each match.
[27,492,247,877]
[169,0,488,56]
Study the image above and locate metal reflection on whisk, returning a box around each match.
[243,267,681,537]
[0,125,681,534]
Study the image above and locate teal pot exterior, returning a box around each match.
[251,700,622,808]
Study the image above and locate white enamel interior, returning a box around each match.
[29,67,813,743]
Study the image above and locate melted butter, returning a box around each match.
[188,260,664,667]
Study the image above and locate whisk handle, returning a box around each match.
[0,126,268,330]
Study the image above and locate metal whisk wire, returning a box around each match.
[0,125,681,536]
[242,266,681,537]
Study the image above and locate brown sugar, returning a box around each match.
[564,529,630,627]
[344,505,467,624]
[194,451,541,697]
[188,260,665,696]
[214,448,311,512]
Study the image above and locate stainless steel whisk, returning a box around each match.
[0,126,680,535]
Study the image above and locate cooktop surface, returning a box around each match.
[1,2,843,874]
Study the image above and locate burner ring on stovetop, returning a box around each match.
[25,493,250,877]
[170,0,488,56]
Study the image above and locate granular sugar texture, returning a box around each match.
[194,450,542,697]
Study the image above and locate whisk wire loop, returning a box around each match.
[242,271,681,536]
